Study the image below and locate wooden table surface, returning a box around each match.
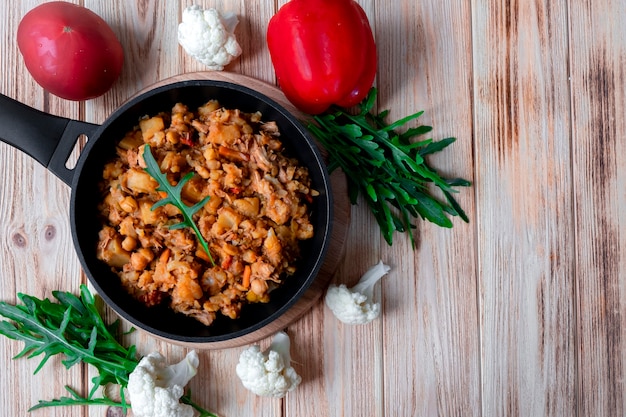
[1,1,625,416]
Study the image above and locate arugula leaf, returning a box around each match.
[308,87,471,247]
[142,144,215,266]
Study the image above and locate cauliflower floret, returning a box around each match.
[324,260,391,325]
[127,350,199,417]
[235,331,301,398]
[177,5,242,70]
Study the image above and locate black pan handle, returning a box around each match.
[0,93,99,186]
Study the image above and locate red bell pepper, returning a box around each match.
[267,0,377,115]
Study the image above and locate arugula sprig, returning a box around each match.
[142,144,215,266]
[307,88,470,246]
[28,385,129,411]
[0,285,217,416]
[29,386,216,416]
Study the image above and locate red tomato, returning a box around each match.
[17,1,124,101]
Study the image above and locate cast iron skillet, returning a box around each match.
[0,80,333,343]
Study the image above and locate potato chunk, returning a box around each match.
[124,169,158,194]
[139,116,165,141]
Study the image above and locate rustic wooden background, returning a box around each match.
[1,1,625,416]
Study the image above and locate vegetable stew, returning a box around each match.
[96,101,317,326]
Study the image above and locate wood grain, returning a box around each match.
[0,1,85,416]
[473,1,576,415]
[1,1,625,416]
[569,0,626,415]
[375,1,481,416]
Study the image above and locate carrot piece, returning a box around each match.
[196,246,211,262]
[159,248,171,262]
[242,265,251,289]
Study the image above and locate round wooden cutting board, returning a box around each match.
[130,72,351,349]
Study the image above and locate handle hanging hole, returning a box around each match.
[65,134,89,170]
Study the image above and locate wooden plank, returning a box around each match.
[0,1,86,416]
[232,0,276,84]
[569,1,626,416]
[472,1,576,415]
[374,1,480,416]
[278,1,386,416]
[84,0,184,122]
